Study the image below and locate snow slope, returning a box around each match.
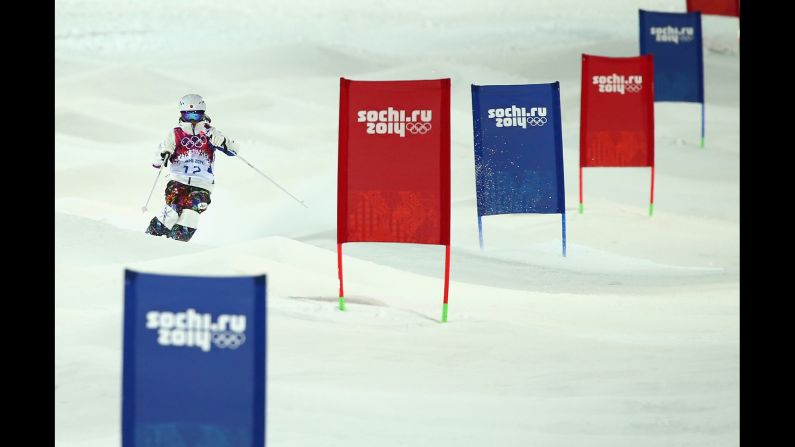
[55,1,739,446]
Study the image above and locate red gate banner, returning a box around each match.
[579,54,656,215]
[338,78,451,245]
[686,0,740,17]
[337,78,452,321]
[580,54,655,168]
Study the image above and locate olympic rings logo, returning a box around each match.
[406,122,432,135]
[212,331,246,349]
[180,135,207,149]
[626,84,642,93]
[528,117,547,126]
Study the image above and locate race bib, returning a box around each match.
[171,130,215,181]
[171,154,214,180]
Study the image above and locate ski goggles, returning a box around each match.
[181,110,205,122]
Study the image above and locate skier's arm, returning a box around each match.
[152,131,176,168]
[208,128,240,156]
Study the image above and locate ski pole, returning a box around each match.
[234,152,308,208]
[141,156,168,213]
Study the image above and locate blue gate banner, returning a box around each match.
[122,270,266,447]
[639,10,704,103]
[472,82,565,217]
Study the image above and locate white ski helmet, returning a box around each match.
[179,94,206,112]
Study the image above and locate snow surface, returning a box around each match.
[55,1,739,445]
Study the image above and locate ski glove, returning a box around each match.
[160,150,172,167]
[210,131,227,148]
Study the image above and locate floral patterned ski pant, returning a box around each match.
[145,180,211,242]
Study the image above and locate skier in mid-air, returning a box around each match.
[145,94,241,242]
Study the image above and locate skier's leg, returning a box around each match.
[170,210,200,241]
[169,187,211,242]
[145,181,182,236]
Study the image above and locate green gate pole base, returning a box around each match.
[648,203,654,217]
[339,297,346,311]
[700,137,705,148]
[578,203,584,214]
[441,303,448,323]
